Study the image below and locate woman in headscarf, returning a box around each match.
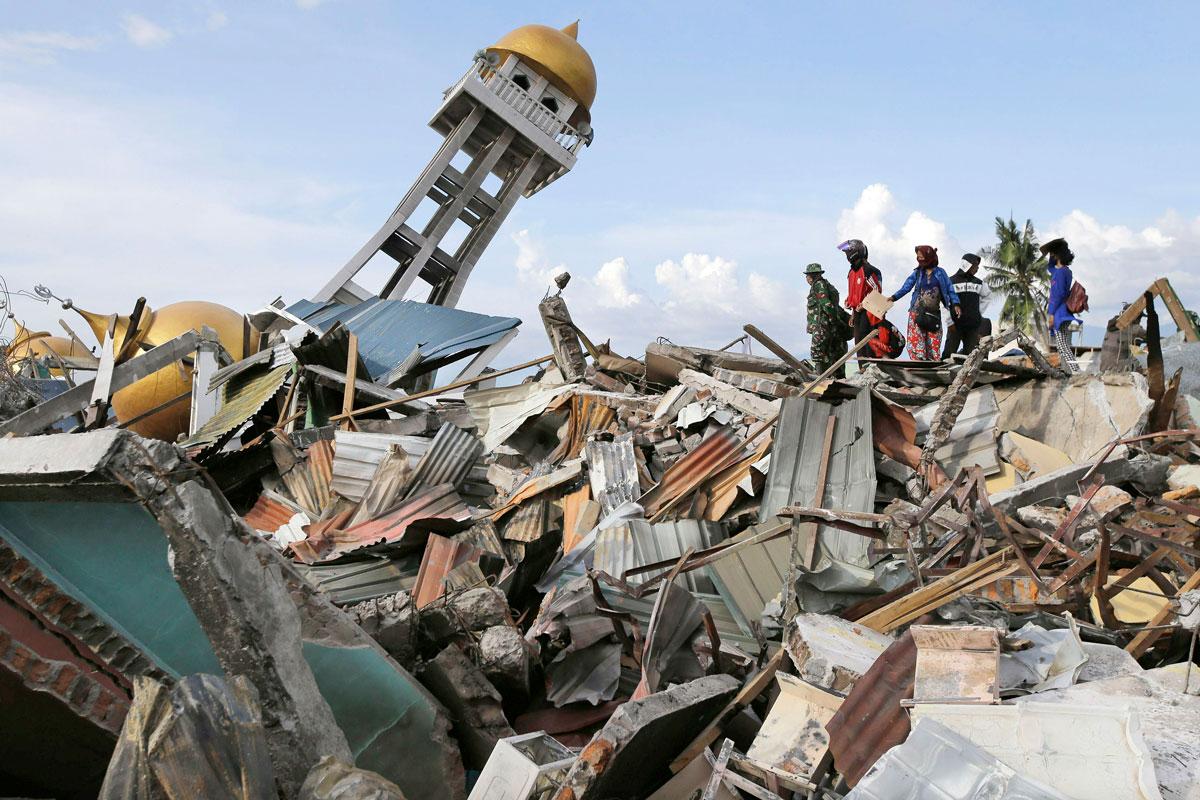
[889,245,962,361]
[1043,238,1082,373]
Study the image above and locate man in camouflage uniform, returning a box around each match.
[806,263,848,377]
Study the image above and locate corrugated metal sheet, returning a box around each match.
[759,388,877,583]
[912,385,1001,477]
[585,433,640,517]
[287,297,520,382]
[593,519,723,594]
[412,534,482,608]
[707,520,790,634]
[600,588,762,657]
[502,497,550,543]
[209,341,295,394]
[180,364,292,453]
[293,556,419,606]
[331,429,489,502]
[552,394,617,462]
[825,630,916,788]
[403,422,484,498]
[639,426,745,518]
[291,483,469,563]
[243,491,303,533]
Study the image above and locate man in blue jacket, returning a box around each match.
[889,245,962,361]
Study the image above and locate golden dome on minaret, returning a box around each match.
[6,322,91,376]
[73,300,248,441]
[488,21,597,120]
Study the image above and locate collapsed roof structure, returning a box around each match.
[4,17,1200,800]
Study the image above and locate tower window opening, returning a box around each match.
[540,95,559,114]
[512,73,531,91]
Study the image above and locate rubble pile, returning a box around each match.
[2,280,1200,800]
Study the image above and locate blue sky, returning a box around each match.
[3,1,1199,362]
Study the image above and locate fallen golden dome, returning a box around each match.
[74,300,248,441]
[6,322,91,376]
[488,21,597,120]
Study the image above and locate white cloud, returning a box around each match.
[206,10,229,31]
[1044,209,1200,319]
[0,82,358,339]
[0,31,102,64]
[837,183,962,277]
[121,14,172,48]
[594,257,642,309]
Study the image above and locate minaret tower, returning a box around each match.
[315,21,597,307]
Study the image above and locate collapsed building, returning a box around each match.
[3,18,1200,800]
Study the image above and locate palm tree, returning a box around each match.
[980,217,1050,343]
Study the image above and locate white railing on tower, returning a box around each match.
[464,59,585,155]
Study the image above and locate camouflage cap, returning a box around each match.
[804,263,825,275]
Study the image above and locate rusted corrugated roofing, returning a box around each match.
[402,422,483,498]
[825,629,916,788]
[502,497,551,543]
[639,426,745,518]
[243,491,302,533]
[290,482,469,563]
[552,393,617,462]
[412,534,483,608]
[181,364,292,454]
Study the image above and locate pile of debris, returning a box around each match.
[2,280,1199,800]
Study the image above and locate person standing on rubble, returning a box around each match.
[1043,237,1082,373]
[889,245,962,361]
[941,253,991,357]
[805,263,849,377]
[839,239,884,343]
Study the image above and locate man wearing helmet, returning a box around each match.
[805,263,849,377]
[839,239,884,344]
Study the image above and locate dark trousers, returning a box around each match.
[941,324,981,358]
[852,309,874,343]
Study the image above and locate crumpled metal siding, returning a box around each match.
[331,429,489,502]
[585,433,640,517]
[287,297,520,380]
[593,519,723,594]
[181,364,292,453]
[825,629,916,788]
[639,426,745,517]
[403,422,484,498]
[912,385,1001,477]
[759,388,877,574]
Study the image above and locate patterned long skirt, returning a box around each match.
[907,311,942,361]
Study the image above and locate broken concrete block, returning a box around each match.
[1166,463,1200,494]
[99,674,274,800]
[1064,484,1133,525]
[993,373,1152,464]
[553,674,739,800]
[785,613,893,693]
[348,592,418,666]
[676,369,781,419]
[477,624,532,697]
[911,625,1000,704]
[299,758,408,800]
[1017,504,1069,532]
[999,431,1074,478]
[470,733,576,800]
[419,587,511,645]
[745,672,842,780]
[419,645,515,770]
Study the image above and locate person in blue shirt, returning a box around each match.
[1043,238,1081,372]
[889,245,962,360]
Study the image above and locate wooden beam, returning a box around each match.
[1126,566,1200,657]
